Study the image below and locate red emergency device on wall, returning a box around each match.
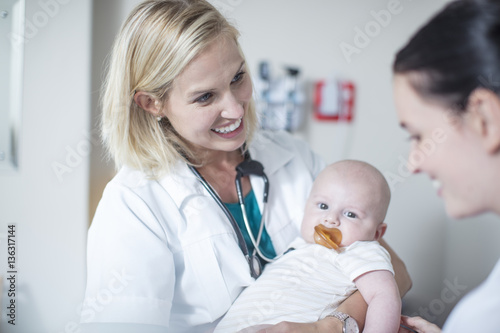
[314,79,355,122]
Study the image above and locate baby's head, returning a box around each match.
[301,160,391,247]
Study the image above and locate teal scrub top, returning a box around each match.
[224,189,276,266]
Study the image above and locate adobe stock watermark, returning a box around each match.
[58,268,134,333]
[339,0,410,64]
[9,0,71,48]
[384,127,447,192]
[51,129,99,183]
[409,277,468,322]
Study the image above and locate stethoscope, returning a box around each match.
[188,152,274,278]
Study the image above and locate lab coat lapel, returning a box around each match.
[248,133,294,214]
[249,132,295,177]
[157,160,205,209]
[249,132,298,254]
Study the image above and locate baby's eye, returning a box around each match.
[344,211,357,218]
[318,203,329,210]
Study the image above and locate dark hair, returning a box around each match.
[394,0,500,111]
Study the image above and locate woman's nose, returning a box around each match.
[407,146,426,174]
[220,92,244,119]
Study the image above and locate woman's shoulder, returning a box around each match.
[102,166,159,199]
[252,130,311,152]
[91,164,189,234]
[95,167,158,213]
[443,258,500,332]
[110,165,152,186]
[100,163,189,206]
[251,130,326,177]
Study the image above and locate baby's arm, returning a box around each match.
[354,270,401,333]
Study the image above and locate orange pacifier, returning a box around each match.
[314,224,342,250]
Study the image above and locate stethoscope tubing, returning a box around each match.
[188,164,262,278]
[235,174,275,263]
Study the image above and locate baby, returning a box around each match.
[215,160,401,333]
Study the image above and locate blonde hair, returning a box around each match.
[101,0,258,178]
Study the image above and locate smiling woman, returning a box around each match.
[393,0,500,332]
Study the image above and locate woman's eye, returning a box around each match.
[231,71,245,83]
[407,134,421,142]
[318,203,328,210]
[344,211,357,218]
[196,93,213,103]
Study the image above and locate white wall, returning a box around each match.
[0,0,92,331]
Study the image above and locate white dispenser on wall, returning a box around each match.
[254,61,305,131]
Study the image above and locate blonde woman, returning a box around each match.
[81,1,411,332]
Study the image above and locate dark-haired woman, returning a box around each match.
[393,0,500,332]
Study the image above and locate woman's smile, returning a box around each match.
[211,117,243,134]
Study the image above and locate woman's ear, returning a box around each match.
[134,91,163,116]
[374,223,387,241]
[467,88,500,154]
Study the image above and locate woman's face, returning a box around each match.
[393,74,490,218]
[163,36,252,158]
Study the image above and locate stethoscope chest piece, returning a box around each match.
[247,255,262,279]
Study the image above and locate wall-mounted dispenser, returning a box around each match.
[254,61,305,131]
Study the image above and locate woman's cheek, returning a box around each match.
[239,79,253,102]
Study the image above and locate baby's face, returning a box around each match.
[301,167,386,247]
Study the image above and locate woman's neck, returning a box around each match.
[199,149,244,168]
[195,149,250,203]
[489,156,500,215]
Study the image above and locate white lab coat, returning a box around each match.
[81,130,325,332]
[443,258,500,332]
